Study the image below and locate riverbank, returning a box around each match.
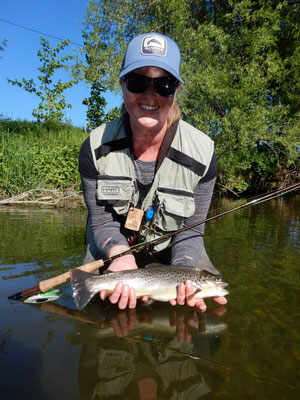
[1,118,298,201]
[0,188,84,208]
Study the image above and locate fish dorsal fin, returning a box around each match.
[145,263,162,268]
[196,269,212,274]
[198,269,219,277]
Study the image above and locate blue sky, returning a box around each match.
[0,0,121,127]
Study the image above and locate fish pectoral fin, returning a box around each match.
[186,288,201,301]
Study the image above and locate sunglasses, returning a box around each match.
[124,72,179,97]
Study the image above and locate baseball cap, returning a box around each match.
[119,33,184,83]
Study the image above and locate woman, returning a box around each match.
[79,32,227,311]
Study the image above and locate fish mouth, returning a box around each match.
[219,282,229,289]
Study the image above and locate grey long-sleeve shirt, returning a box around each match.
[79,136,216,267]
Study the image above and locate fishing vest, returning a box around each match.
[89,117,214,251]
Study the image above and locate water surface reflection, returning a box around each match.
[61,301,227,400]
[0,195,299,399]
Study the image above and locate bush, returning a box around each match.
[0,118,87,196]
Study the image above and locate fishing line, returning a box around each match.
[125,334,298,392]
[207,183,299,219]
[126,182,300,255]
[246,185,299,206]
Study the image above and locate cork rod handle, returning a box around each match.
[38,258,105,293]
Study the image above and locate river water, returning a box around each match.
[0,194,299,400]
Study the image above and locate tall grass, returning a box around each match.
[0,118,87,196]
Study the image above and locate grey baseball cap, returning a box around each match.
[120,32,183,83]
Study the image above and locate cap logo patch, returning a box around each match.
[141,35,167,57]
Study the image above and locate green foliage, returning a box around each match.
[82,0,300,192]
[8,38,78,123]
[0,118,87,195]
[73,10,110,129]
[104,106,121,123]
[82,82,107,129]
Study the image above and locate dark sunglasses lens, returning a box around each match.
[154,77,178,96]
[125,73,178,96]
[126,74,148,93]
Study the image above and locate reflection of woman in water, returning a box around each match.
[76,304,226,399]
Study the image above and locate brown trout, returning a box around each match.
[70,263,229,310]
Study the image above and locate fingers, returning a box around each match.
[101,283,137,310]
[169,308,200,343]
[100,290,108,301]
[195,299,207,312]
[110,309,137,337]
[184,281,207,311]
[184,280,196,307]
[110,313,129,337]
[213,305,227,316]
[128,288,137,309]
[140,296,152,305]
[213,296,228,305]
[176,283,186,306]
[170,280,208,312]
[176,314,192,343]
[112,284,129,310]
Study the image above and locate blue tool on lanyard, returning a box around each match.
[145,208,155,223]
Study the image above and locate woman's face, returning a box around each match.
[121,67,176,132]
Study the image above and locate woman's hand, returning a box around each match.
[169,280,228,312]
[99,245,149,309]
[100,309,138,337]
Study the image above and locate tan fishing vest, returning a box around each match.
[89,117,214,251]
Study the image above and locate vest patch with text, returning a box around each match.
[101,186,120,196]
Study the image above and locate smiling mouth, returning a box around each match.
[140,104,159,111]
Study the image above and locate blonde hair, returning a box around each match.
[167,101,182,127]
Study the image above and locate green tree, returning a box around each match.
[82,0,299,192]
[77,7,111,129]
[104,106,120,122]
[82,82,107,129]
[8,38,78,123]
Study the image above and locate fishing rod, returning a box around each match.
[8,182,300,301]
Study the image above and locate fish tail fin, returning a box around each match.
[70,269,97,311]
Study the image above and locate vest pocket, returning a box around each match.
[96,176,134,214]
[156,189,195,231]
